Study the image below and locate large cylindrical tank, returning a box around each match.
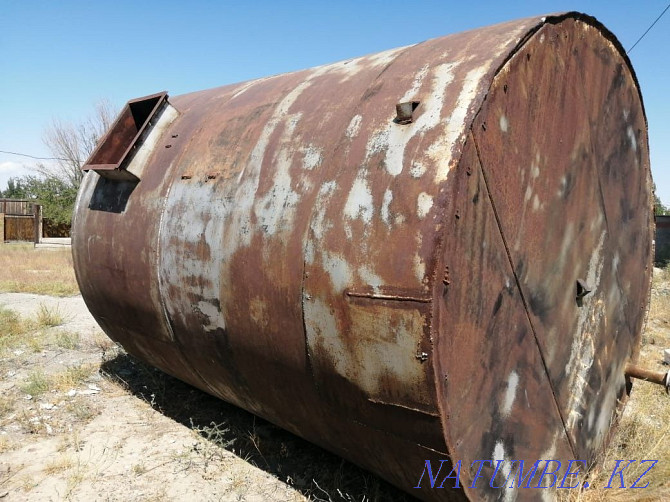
[73,12,653,501]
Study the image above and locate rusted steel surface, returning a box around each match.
[72,12,653,501]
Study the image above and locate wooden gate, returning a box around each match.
[1,199,42,242]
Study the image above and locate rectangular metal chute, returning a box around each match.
[83,91,168,181]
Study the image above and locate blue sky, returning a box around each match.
[1,1,669,203]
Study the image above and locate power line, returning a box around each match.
[628,2,670,53]
[0,149,69,162]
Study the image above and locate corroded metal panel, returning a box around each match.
[433,133,574,500]
[73,11,652,501]
[470,17,653,463]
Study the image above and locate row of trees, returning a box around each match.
[0,100,117,226]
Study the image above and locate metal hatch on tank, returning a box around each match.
[72,11,667,501]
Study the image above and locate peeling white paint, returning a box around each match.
[391,62,458,176]
[302,144,323,170]
[344,174,374,224]
[227,78,312,266]
[592,370,622,451]
[410,162,426,178]
[524,185,533,202]
[305,294,431,403]
[531,163,540,179]
[310,181,338,240]
[556,222,575,271]
[501,370,519,418]
[321,251,353,292]
[492,442,515,502]
[532,194,541,211]
[499,114,509,133]
[304,297,344,374]
[401,64,429,102]
[229,76,276,100]
[358,265,384,293]
[627,125,637,152]
[558,175,567,198]
[434,66,490,183]
[197,300,226,332]
[564,230,606,432]
[159,178,230,338]
[308,44,411,82]
[346,114,362,139]
[589,212,604,232]
[416,192,433,219]
[414,252,426,283]
[381,189,393,225]
[254,113,302,237]
[304,239,315,265]
[365,62,458,177]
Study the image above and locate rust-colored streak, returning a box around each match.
[72,12,652,502]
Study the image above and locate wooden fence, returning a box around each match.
[0,199,42,243]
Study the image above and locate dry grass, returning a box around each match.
[44,455,75,475]
[0,243,79,296]
[0,435,13,454]
[55,330,81,350]
[20,370,51,397]
[53,363,96,391]
[0,306,33,352]
[65,399,99,422]
[19,364,97,398]
[0,396,14,418]
[36,302,66,327]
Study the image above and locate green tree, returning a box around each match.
[0,176,77,226]
[1,177,28,199]
[653,183,670,216]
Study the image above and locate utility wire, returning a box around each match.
[628,2,670,53]
[0,149,68,162]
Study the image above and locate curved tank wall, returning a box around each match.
[72,12,653,501]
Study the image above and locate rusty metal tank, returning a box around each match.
[73,12,653,501]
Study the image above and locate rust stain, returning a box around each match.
[74,12,653,501]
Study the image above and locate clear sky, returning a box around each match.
[1,1,669,203]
